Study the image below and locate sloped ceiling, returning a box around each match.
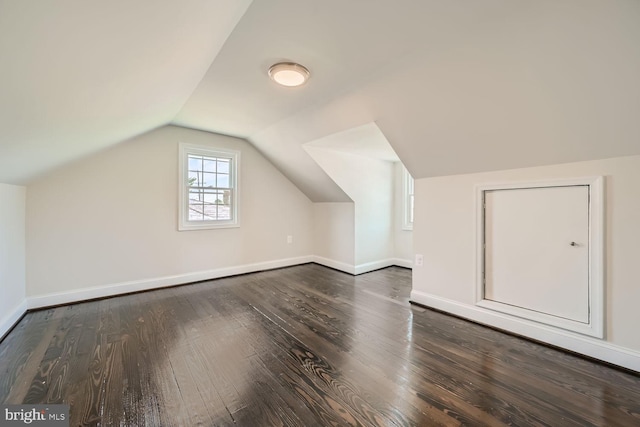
[0,0,252,184]
[2,0,640,203]
[177,0,640,201]
[304,123,399,163]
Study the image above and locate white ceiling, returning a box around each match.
[304,123,399,163]
[172,0,458,137]
[2,0,640,203]
[0,0,251,184]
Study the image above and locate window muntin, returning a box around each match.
[187,155,232,221]
[179,144,239,230]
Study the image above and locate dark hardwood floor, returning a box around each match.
[1,264,639,426]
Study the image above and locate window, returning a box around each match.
[179,143,239,230]
[402,166,414,230]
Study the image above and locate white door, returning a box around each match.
[484,185,590,323]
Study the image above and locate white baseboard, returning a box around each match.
[0,299,27,340]
[312,256,413,275]
[410,290,640,373]
[21,254,411,320]
[391,258,413,269]
[312,256,356,274]
[354,258,396,275]
[27,256,314,310]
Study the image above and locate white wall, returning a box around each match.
[312,202,355,271]
[26,125,314,305]
[306,147,395,270]
[393,163,413,264]
[353,155,394,266]
[0,184,26,337]
[411,155,640,371]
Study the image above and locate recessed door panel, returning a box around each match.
[484,185,589,323]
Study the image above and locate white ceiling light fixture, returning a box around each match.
[268,62,310,87]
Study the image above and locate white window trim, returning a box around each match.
[178,143,240,231]
[402,166,414,230]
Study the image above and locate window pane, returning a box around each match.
[203,172,216,187]
[202,201,217,220]
[203,158,216,173]
[181,145,238,229]
[217,204,231,220]
[188,156,201,171]
[188,188,203,202]
[203,192,216,204]
[410,195,414,223]
[188,171,199,187]
[188,188,232,221]
[217,173,230,188]
[188,198,204,220]
[217,159,230,174]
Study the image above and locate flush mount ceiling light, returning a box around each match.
[268,62,310,87]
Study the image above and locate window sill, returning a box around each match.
[178,221,240,231]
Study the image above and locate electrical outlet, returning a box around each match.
[287,235,293,244]
[415,254,424,266]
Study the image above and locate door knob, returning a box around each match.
[570,242,578,246]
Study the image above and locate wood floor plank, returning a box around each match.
[1,309,64,404]
[222,284,496,426]
[197,284,344,426]
[227,275,491,425]
[1,264,639,426]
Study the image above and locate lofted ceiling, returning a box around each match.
[2,0,639,202]
[304,123,400,163]
[0,0,252,184]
